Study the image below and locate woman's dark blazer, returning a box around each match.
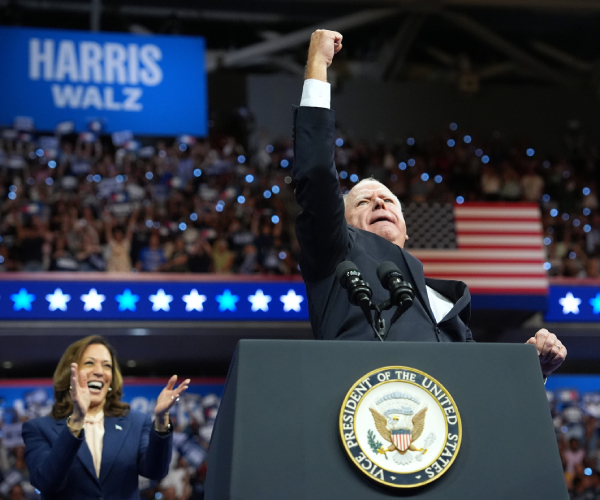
[22,409,172,500]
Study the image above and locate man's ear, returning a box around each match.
[405,235,409,240]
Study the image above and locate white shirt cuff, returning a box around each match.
[300,79,331,109]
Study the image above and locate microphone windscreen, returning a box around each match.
[336,261,358,286]
[376,261,401,284]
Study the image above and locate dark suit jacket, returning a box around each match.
[292,105,474,342]
[22,410,172,500]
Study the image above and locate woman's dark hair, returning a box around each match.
[51,335,129,419]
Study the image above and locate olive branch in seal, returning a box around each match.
[367,429,387,459]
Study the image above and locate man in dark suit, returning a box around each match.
[292,29,566,378]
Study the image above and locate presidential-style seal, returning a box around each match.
[339,366,462,488]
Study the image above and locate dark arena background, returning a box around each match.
[1,0,600,498]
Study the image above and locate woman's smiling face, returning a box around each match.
[78,343,113,410]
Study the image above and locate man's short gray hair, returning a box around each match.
[342,176,401,209]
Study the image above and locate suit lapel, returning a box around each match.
[54,419,99,484]
[401,249,436,323]
[449,284,471,323]
[99,416,129,486]
[425,277,471,323]
[52,419,67,436]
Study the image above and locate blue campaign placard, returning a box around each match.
[0,27,207,136]
[545,285,600,322]
[0,280,309,320]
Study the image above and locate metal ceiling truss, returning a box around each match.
[0,0,593,87]
[378,13,427,81]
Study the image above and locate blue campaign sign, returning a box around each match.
[545,285,600,322]
[0,280,308,320]
[0,27,207,136]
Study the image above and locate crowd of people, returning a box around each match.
[553,390,600,499]
[0,131,299,276]
[0,120,598,278]
[0,386,219,500]
[0,444,34,500]
[0,432,212,500]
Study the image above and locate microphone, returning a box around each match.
[336,261,374,326]
[376,261,415,313]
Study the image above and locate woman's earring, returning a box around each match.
[108,387,112,392]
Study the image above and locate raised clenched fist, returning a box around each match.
[308,30,343,68]
[525,328,567,378]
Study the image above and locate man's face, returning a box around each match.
[345,181,407,248]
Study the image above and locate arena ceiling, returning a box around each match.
[2,0,600,89]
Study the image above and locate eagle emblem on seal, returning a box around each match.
[368,391,436,466]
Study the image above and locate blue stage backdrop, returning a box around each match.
[0,27,207,136]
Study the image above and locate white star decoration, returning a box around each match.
[280,289,304,312]
[80,288,106,312]
[149,289,174,312]
[559,292,581,315]
[248,289,272,312]
[182,289,207,312]
[46,288,71,311]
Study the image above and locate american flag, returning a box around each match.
[405,202,547,294]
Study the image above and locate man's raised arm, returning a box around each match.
[293,30,349,283]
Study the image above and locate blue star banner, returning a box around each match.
[545,285,600,322]
[0,280,308,320]
[1,277,594,322]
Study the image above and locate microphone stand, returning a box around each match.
[370,297,414,341]
[351,294,412,342]
[370,299,392,341]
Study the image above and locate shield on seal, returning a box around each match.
[392,429,411,451]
